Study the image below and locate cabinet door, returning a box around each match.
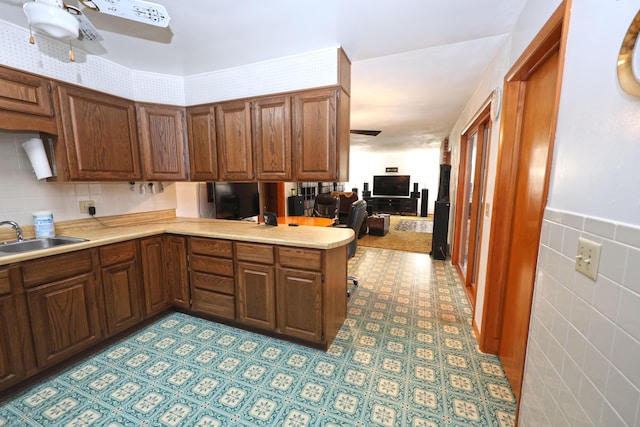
[277,268,323,342]
[0,66,53,117]
[137,103,189,180]
[164,235,189,309]
[56,84,142,180]
[26,272,102,369]
[236,262,276,330]
[187,104,218,181]
[0,294,25,391]
[216,100,253,181]
[293,89,337,181]
[140,237,171,316]
[100,240,143,337]
[252,96,292,181]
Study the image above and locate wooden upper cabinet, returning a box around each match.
[137,103,189,181]
[56,84,142,180]
[252,96,292,181]
[293,88,349,181]
[0,66,53,117]
[187,104,218,181]
[0,66,57,133]
[216,100,253,181]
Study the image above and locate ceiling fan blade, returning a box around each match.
[64,4,103,41]
[350,130,382,136]
[79,0,170,28]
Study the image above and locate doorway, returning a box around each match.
[478,2,567,404]
[453,107,491,305]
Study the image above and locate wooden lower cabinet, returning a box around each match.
[140,236,171,316]
[165,235,189,309]
[0,265,31,392]
[277,268,322,342]
[23,250,103,370]
[236,261,276,330]
[100,241,143,336]
[189,237,236,319]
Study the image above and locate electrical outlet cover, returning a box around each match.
[575,237,602,281]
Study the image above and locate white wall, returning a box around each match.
[518,1,640,426]
[345,145,441,214]
[0,131,177,226]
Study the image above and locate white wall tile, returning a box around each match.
[522,208,640,427]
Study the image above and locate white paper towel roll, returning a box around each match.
[22,137,53,180]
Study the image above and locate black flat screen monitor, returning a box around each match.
[373,175,411,197]
[207,182,260,220]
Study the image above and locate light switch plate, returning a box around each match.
[576,237,601,281]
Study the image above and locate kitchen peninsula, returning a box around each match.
[0,210,353,395]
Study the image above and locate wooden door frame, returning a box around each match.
[452,104,491,307]
[478,1,569,355]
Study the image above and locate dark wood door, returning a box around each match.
[216,100,253,181]
[277,268,322,342]
[253,96,292,181]
[499,50,560,400]
[236,262,276,330]
[164,235,189,309]
[137,103,188,180]
[293,89,338,181]
[140,236,171,316]
[187,104,218,181]
[56,84,141,180]
[26,272,103,369]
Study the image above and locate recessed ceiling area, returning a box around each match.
[0,0,529,151]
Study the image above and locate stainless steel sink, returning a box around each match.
[0,236,88,256]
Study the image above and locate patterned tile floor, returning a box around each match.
[0,247,516,426]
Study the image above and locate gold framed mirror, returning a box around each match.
[618,10,640,97]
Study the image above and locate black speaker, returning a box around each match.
[413,183,419,192]
[431,201,450,260]
[437,164,451,202]
[420,189,429,217]
[363,182,369,192]
[410,191,420,198]
[287,196,304,216]
[362,190,371,198]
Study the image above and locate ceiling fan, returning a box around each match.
[22,0,170,59]
[350,130,382,136]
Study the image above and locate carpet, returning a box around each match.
[359,215,432,254]
[394,219,433,233]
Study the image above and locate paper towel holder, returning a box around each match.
[22,137,53,180]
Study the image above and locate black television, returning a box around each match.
[373,175,411,197]
[207,182,260,220]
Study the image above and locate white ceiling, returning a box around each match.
[0,0,528,150]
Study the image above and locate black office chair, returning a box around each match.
[342,199,367,297]
[313,193,340,225]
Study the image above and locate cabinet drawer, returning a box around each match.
[190,254,234,276]
[0,268,10,295]
[190,237,233,258]
[100,240,136,267]
[191,271,234,295]
[278,247,322,271]
[236,242,274,265]
[192,288,235,319]
[22,250,94,288]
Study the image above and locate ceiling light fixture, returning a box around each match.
[23,0,79,40]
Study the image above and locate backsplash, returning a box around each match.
[0,130,176,228]
[519,208,640,426]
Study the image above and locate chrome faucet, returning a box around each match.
[0,221,24,242]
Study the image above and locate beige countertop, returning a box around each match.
[0,216,355,266]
